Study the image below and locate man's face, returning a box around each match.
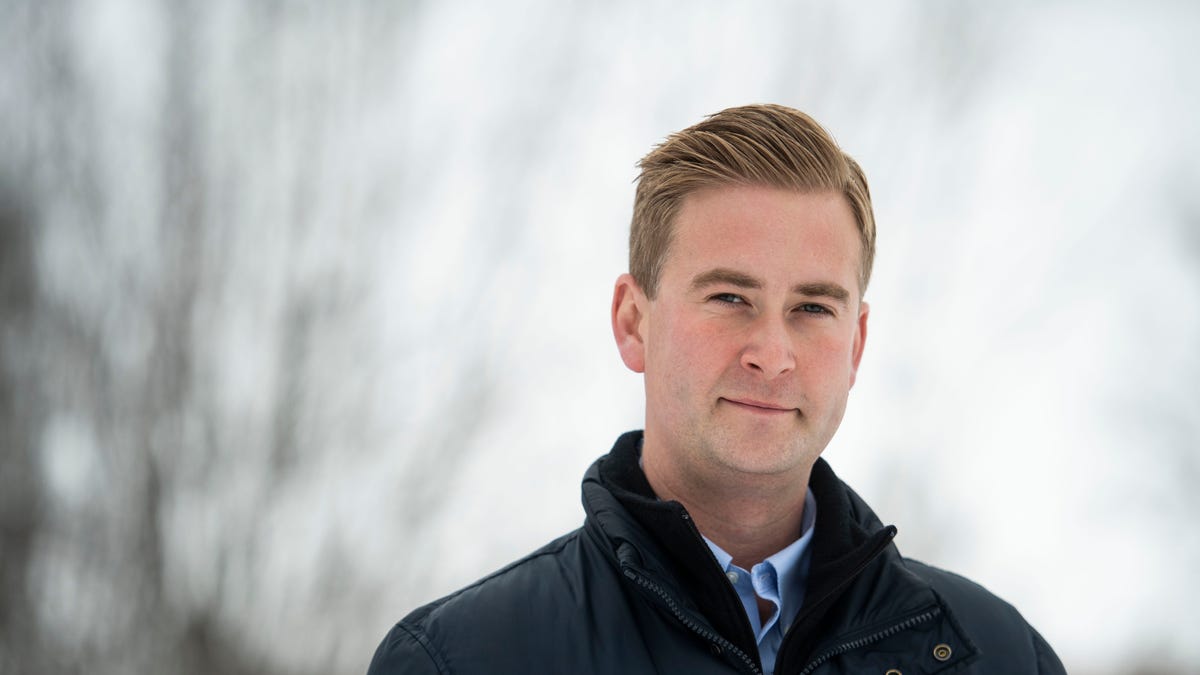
[614,184,868,480]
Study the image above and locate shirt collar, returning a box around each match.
[702,487,818,619]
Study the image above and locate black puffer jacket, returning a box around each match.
[368,432,1065,674]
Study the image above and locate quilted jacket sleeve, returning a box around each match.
[366,622,447,675]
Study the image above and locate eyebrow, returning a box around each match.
[690,268,762,291]
[690,267,851,304]
[792,282,851,304]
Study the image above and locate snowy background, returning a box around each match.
[2,1,1198,673]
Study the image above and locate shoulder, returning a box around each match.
[901,558,1024,627]
[367,528,605,675]
[901,558,1065,674]
[405,528,586,625]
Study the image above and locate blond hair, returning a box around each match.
[630,104,876,298]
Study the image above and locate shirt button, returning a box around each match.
[726,571,739,583]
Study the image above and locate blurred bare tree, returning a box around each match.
[0,170,42,674]
[0,1,500,673]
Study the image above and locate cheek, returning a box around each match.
[796,332,857,375]
[651,316,731,384]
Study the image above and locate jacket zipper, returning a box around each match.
[795,607,941,675]
[623,567,762,675]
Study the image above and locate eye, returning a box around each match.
[797,303,833,316]
[709,293,747,305]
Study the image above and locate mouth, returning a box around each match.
[720,397,798,415]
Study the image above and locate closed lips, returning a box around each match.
[722,398,795,412]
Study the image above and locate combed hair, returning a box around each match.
[630,104,876,298]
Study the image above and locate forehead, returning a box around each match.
[664,184,862,290]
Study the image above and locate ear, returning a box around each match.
[611,273,648,373]
[848,300,869,388]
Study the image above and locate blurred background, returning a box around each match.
[2,1,1198,673]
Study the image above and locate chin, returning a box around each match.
[708,438,812,477]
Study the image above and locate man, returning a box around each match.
[368,105,1065,674]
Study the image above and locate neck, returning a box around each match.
[642,442,812,570]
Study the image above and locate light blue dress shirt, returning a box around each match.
[702,488,817,675]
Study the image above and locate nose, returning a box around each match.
[739,315,796,379]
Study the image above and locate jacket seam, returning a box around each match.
[1030,624,1053,674]
[393,621,452,675]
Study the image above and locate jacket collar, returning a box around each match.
[582,430,949,670]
